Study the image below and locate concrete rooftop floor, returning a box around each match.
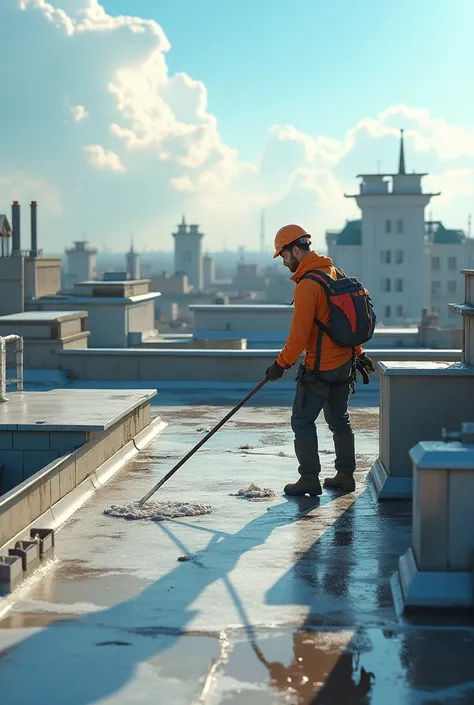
[1,385,474,704]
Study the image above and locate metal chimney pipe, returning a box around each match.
[30,201,38,257]
[11,201,21,255]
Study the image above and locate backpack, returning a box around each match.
[299,268,376,372]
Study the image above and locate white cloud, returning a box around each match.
[70,104,88,122]
[268,124,354,167]
[426,168,474,205]
[0,171,63,217]
[358,105,474,161]
[85,145,126,172]
[2,1,474,252]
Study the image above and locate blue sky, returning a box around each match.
[0,0,473,253]
[102,0,473,158]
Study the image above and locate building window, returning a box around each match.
[381,278,391,292]
[396,219,404,233]
[395,278,403,292]
[381,250,391,264]
[385,220,392,233]
[396,305,403,317]
[431,256,440,271]
[384,305,391,318]
[448,280,457,293]
[431,280,441,295]
[183,252,192,263]
[395,250,404,264]
[448,256,457,271]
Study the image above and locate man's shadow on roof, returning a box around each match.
[0,492,352,705]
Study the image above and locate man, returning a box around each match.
[266,224,375,496]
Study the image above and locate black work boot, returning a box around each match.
[284,439,322,496]
[324,434,356,492]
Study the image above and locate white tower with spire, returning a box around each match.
[344,129,440,324]
[125,237,141,280]
[172,215,204,291]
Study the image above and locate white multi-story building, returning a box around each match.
[326,131,474,327]
[64,240,97,287]
[172,216,204,291]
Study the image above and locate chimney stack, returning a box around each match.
[30,201,38,257]
[11,201,21,255]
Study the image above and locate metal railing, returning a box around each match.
[0,335,24,402]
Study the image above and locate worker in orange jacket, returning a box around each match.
[266,224,375,496]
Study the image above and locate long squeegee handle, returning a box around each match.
[138,376,269,506]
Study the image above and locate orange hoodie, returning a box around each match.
[277,251,362,372]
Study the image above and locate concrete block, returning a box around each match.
[29,528,55,558]
[413,469,448,571]
[371,366,474,499]
[23,451,61,480]
[0,431,13,449]
[398,548,473,609]
[9,540,40,574]
[13,431,50,451]
[447,471,474,570]
[370,458,413,499]
[49,431,87,451]
[0,451,24,493]
[0,555,23,593]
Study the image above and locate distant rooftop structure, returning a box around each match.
[0,215,12,238]
[333,220,362,246]
[329,219,469,248]
[398,127,406,174]
[425,221,467,244]
[345,129,440,198]
[65,240,98,255]
[0,214,12,257]
[172,215,204,291]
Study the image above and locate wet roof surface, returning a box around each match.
[1,388,474,704]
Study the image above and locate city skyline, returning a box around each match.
[0,0,473,252]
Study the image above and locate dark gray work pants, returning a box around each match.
[290,359,355,476]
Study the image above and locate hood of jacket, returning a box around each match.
[291,251,334,283]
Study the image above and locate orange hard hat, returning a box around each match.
[272,224,311,258]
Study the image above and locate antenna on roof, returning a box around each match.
[398,129,406,174]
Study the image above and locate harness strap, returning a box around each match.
[314,328,324,374]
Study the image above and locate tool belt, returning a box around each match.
[296,363,355,400]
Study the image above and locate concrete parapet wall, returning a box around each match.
[0,401,150,495]
[57,347,462,382]
[139,338,247,350]
[0,401,153,549]
[19,332,89,369]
